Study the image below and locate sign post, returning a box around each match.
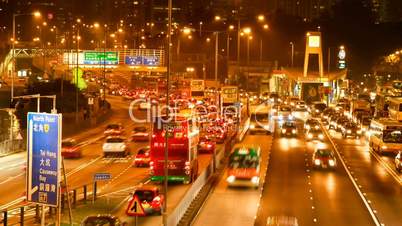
[26,112,62,225]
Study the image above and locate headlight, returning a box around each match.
[292,129,296,134]
[264,125,269,130]
[250,124,255,129]
[315,109,319,113]
[282,129,286,133]
[226,175,236,183]
[318,134,324,140]
[314,159,321,166]
[347,129,351,134]
[307,133,313,139]
[251,176,259,184]
[357,130,362,134]
[329,159,336,167]
[306,125,310,130]
[381,145,387,149]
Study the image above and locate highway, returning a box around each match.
[192,134,273,226]
[327,127,402,226]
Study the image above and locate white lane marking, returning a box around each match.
[322,124,382,226]
[0,172,25,185]
[66,156,102,177]
[368,149,402,185]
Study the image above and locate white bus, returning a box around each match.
[368,118,402,154]
[388,97,402,121]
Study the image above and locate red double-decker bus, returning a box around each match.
[149,115,199,184]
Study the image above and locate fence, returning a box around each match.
[1,182,99,226]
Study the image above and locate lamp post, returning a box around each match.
[290,42,294,68]
[75,19,81,123]
[11,11,41,103]
[215,32,219,84]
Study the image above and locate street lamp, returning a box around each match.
[290,42,295,67]
[214,15,221,21]
[257,14,265,22]
[11,11,41,103]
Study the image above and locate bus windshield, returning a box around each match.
[251,113,268,122]
[383,130,402,143]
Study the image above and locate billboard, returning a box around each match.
[84,51,119,65]
[308,36,320,48]
[27,112,61,207]
[301,83,322,104]
[125,56,160,66]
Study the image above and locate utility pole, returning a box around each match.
[75,23,80,123]
[163,1,172,226]
[215,32,219,84]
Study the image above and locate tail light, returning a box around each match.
[152,134,156,138]
[185,161,191,170]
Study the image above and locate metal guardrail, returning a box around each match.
[1,182,99,226]
[166,136,234,226]
[0,140,25,156]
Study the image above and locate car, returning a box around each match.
[335,117,350,132]
[304,118,320,131]
[81,215,122,226]
[278,105,293,121]
[134,146,151,167]
[102,136,130,157]
[266,216,299,226]
[328,114,343,130]
[198,136,216,154]
[287,96,300,107]
[291,106,309,121]
[61,139,82,158]
[295,100,307,109]
[322,108,336,120]
[104,123,124,136]
[312,148,337,169]
[281,121,298,137]
[209,127,226,144]
[131,126,150,142]
[129,186,164,215]
[306,128,324,141]
[309,102,327,117]
[340,122,362,138]
[395,151,402,173]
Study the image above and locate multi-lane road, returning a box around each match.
[1,100,401,226]
[195,119,401,226]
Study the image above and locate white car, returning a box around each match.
[103,136,129,157]
[292,106,309,121]
[278,105,293,121]
[295,100,307,109]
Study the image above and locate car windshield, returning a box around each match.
[283,122,295,128]
[106,138,124,143]
[316,149,333,157]
[251,113,268,122]
[83,217,115,226]
[314,103,327,111]
[135,190,155,202]
[362,118,371,125]
[383,130,402,143]
[106,124,119,130]
[229,153,259,169]
[280,106,291,111]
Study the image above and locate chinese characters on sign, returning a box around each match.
[27,113,61,207]
[125,56,160,66]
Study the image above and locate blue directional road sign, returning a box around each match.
[27,112,61,207]
[94,173,112,181]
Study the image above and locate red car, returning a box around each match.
[129,186,164,215]
[133,146,151,167]
[104,123,124,136]
[131,126,149,142]
[198,137,216,154]
[61,139,82,158]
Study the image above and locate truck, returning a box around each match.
[149,115,199,184]
[350,99,371,123]
[190,79,205,101]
